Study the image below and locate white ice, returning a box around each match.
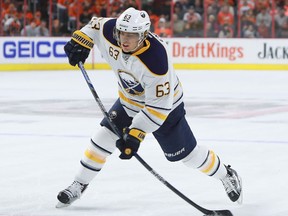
[0,69,288,216]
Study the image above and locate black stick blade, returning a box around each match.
[204,210,233,216]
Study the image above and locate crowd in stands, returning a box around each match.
[1,0,288,38]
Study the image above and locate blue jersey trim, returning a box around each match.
[136,36,169,75]
[103,19,118,47]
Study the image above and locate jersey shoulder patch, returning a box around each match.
[136,35,168,75]
[103,19,118,47]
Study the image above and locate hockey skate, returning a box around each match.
[56,181,88,208]
[221,165,243,204]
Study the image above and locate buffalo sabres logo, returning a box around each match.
[118,70,144,96]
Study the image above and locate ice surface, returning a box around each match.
[0,70,287,216]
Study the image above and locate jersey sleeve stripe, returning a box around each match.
[141,110,162,127]
[122,104,139,114]
[174,90,180,97]
[173,92,183,105]
[145,104,171,111]
[146,107,168,121]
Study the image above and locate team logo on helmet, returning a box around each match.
[118,70,144,96]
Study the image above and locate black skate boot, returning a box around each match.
[56,181,88,208]
[221,165,243,204]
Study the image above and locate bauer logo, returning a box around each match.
[2,40,66,58]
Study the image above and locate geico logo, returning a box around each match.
[3,41,67,58]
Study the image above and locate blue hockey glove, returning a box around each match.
[116,127,146,160]
[64,30,94,66]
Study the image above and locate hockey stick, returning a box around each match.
[77,61,233,216]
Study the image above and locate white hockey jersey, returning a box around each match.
[80,17,183,133]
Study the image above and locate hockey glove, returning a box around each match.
[64,30,94,66]
[116,127,146,160]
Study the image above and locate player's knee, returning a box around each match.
[181,145,209,169]
[91,126,118,155]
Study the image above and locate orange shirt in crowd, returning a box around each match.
[206,0,235,6]
[218,11,234,26]
[68,0,84,18]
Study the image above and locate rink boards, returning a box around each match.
[0,37,287,71]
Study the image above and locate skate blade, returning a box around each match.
[55,201,71,208]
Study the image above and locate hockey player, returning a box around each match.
[57,7,242,208]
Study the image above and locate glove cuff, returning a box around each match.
[128,128,146,142]
[72,30,94,50]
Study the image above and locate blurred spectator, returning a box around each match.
[34,11,42,26]
[257,19,270,37]
[183,6,202,29]
[285,0,288,16]
[239,0,255,15]
[3,14,21,36]
[275,8,288,37]
[2,3,18,24]
[223,1,236,16]
[193,0,204,15]
[206,4,219,18]
[243,24,257,37]
[172,13,185,37]
[110,0,124,14]
[80,7,92,28]
[206,14,219,37]
[56,0,70,32]
[241,9,256,37]
[217,5,234,27]
[146,8,159,33]
[255,0,270,12]
[176,0,190,11]
[35,20,49,36]
[152,0,171,20]
[174,1,185,20]
[279,18,288,37]
[217,0,236,7]
[256,8,272,29]
[2,0,13,10]
[218,23,233,37]
[122,0,139,9]
[22,5,34,24]
[21,21,37,36]
[91,1,107,17]
[154,17,172,37]
[182,5,203,37]
[52,18,63,36]
[242,9,256,25]
[68,0,83,32]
